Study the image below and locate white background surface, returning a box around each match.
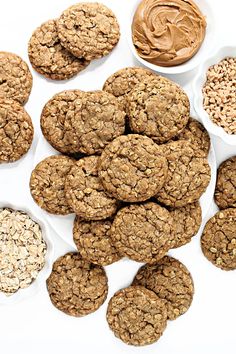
[0,1,236,353]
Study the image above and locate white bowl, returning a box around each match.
[193,45,236,146]
[128,0,216,75]
[0,202,54,305]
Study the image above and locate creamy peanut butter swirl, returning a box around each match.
[132,0,206,67]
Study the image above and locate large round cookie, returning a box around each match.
[30,155,74,215]
[98,134,167,202]
[28,19,90,80]
[155,141,211,207]
[132,256,194,320]
[0,99,34,163]
[127,77,190,143]
[110,202,173,263]
[201,209,236,271]
[65,156,118,220]
[57,3,120,60]
[107,286,167,346]
[214,156,236,209]
[0,52,32,104]
[47,252,108,316]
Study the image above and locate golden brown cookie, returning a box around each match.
[73,216,121,266]
[127,77,190,143]
[201,208,236,271]
[106,286,167,346]
[132,256,194,320]
[57,3,120,60]
[0,99,34,163]
[155,141,211,207]
[30,155,74,215]
[28,19,90,80]
[98,134,168,202]
[65,156,118,220]
[0,52,32,104]
[47,252,108,316]
[110,202,173,263]
[214,156,236,209]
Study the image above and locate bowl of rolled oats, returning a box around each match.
[0,202,54,304]
[193,46,236,145]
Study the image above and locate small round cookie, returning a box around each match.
[103,67,156,113]
[155,141,211,208]
[73,216,121,266]
[170,202,202,248]
[30,155,74,215]
[132,256,194,320]
[0,99,34,163]
[0,52,32,104]
[201,209,236,271]
[57,3,120,61]
[28,19,90,80]
[128,77,190,143]
[47,252,108,317]
[214,156,236,209]
[65,156,118,220]
[107,286,167,346]
[110,202,173,263]
[98,134,168,202]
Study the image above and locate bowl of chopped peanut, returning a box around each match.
[193,46,236,145]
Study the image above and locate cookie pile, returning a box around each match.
[28,2,120,80]
[201,156,236,271]
[0,52,34,163]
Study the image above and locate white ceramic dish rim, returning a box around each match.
[0,201,54,305]
[127,0,216,75]
[193,45,236,146]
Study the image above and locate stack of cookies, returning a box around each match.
[28,2,120,80]
[0,52,34,163]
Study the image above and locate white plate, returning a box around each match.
[33,126,217,249]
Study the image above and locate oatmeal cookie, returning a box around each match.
[65,156,118,220]
[106,286,167,346]
[47,252,108,316]
[73,216,121,266]
[30,155,74,215]
[28,19,90,80]
[132,256,194,320]
[155,141,211,207]
[128,77,190,143]
[201,208,236,271]
[0,99,34,163]
[110,202,173,263]
[214,156,236,209]
[103,67,156,113]
[98,134,167,202]
[170,202,202,248]
[57,3,120,60]
[0,52,32,105]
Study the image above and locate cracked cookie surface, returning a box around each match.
[155,141,211,207]
[110,202,173,263]
[0,52,32,104]
[201,208,236,270]
[28,19,90,80]
[106,285,167,346]
[73,216,121,266]
[132,256,194,320]
[47,252,108,316]
[98,134,167,202]
[0,99,34,163]
[30,155,74,215]
[57,3,120,60]
[127,77,190,143]
[214,156,236,209]
[65,156,118,220]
